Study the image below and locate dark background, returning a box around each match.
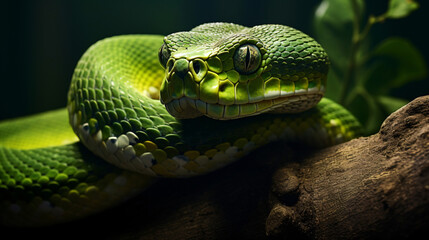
[1,0,428,121]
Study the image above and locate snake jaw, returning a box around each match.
[163,92,324,120]
[160,55,327,120]
[160,49,326,120]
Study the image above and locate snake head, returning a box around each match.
[158,23,329,120]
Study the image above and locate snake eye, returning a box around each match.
[158,44,170,68]
[233,44,261,74]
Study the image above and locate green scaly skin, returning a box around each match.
[0,23,361,226]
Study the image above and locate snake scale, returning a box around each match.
[0,23,361,226]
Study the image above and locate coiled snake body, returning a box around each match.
[0,23,361,226]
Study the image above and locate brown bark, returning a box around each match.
[2,96,429,239]
[267,95,429,239]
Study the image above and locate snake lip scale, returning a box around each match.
[165,93,325,120]
[0,22,362,226]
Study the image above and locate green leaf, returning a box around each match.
[386,0,419,19]
[313,0,365,101]
[346,88,382,134]
[313,0,361,67]
[376,95,408,114]
[324,69,342,103]
[365,37,427,95]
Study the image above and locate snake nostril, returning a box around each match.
[192,61,201,74]
[190,59,207,82]
[167,59,175,73]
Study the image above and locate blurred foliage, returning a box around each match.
[313,0,426,134]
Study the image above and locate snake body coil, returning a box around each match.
[0,23,361,226]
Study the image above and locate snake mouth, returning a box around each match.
[164,91,324,120]
[160,43,328,120]
[160,64,327,120]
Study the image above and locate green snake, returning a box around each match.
[0,23,361,226]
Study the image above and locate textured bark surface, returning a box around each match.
[2,96,429,239]
[267,95,429,239]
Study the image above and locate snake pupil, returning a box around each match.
[233,44,261,74]
[245,45,251,70]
